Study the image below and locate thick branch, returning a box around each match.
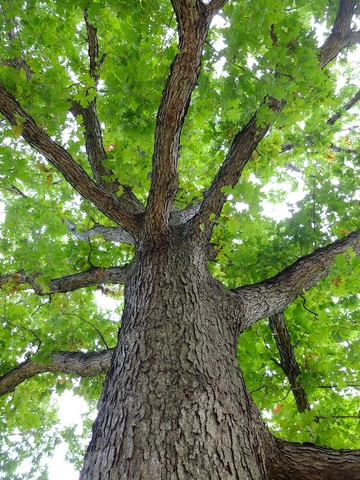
[0,349,113,397]
[268,438,360,480]
[207,0,228,17]
[269,312,310,413]
[0,265,129,295]
[0,84,141,235]
[235,228,360,330]
[145,0,214,240]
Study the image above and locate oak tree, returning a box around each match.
[1,0,360,478]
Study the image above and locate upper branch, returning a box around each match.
[0,84,141,235]
[318,0,360,66]
[189,0,360,236]
[0,349,113,397]
[145,0,219,241]
[0,265,129,295]
[235,228,360,331]
[70,12,145,212]
[70,12,115,195]
[191,98,285,234]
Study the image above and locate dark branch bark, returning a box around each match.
[145,0,215,241]
[269,312,310,413]
[318,0,360,67]
[327,87,360,125]
[69,12,127,199]
[0,265,129,295]
[235,228,360,331]
[190,0,360,236]
[207,0,228,17]
[0,349,113,397]
[281,87,360,155]
[0,84,142,235]
[69,100,116,193]
[267,438,360,480]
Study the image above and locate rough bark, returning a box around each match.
[80,231,271,479]
[79,227,360,479]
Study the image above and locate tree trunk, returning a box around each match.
[80,231,271,479]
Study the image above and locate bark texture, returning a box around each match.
[80,232,271,479]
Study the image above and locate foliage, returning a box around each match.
[0,0,360,477]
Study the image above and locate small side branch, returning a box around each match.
[269,312,310,413]
[0,349,113,397]
[327,88,360,125]
[281,87,360,155]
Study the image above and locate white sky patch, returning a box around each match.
[46,391,91,480]
[261,181,306,221]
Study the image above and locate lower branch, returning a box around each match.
[0,265,130,295]
[0,349,113,397]
[235,228,360,330]
[269,312,310,413]
[268,438,360,480]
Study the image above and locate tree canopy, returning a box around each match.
[0,0,360,478]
